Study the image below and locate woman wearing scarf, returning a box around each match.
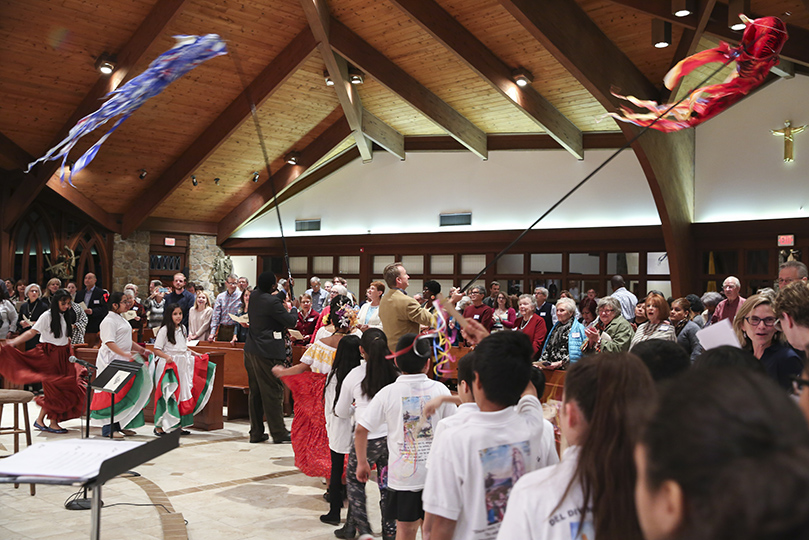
[537,297,586,370]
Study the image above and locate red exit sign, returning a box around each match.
[164,237,176,247]
[778,234,795,247]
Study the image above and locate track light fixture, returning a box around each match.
[324,70,334,86]
[191,175,197,186]
[252,171,260,183]
[94,52,117,75]
[652,19,672,48]
[214,177,220,186]
[671,0,695,17]
[139,169,147,179]
[728,0,750,31]
[348,68,364,85]
[285,151,301,165]
[67,160,75,171]
[512,67,534,87]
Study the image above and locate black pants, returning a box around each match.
[328,450,346,516]
[243,351,287,440]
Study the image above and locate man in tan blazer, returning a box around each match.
[379,262,436,347]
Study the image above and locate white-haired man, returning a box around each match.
[710,276,746,324]
[305,276,329,313]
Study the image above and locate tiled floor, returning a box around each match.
[0,403,385,539]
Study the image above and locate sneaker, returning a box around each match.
[320,513,341,526]
[334,524,356,539]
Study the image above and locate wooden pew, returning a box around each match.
[74,347,225,430]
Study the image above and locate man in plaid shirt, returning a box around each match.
[209,273,242,342]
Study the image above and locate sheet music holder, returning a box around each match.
[0,430,180,540]
[91,359,141,393]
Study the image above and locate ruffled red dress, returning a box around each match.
[283,371,330,478]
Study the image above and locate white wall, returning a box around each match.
[695,76,809,223]
[230,255,257,287]
[235,148,661,238]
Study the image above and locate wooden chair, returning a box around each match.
[0,389,36,495]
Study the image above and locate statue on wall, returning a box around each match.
[45,245,78,281]
[212,254,234,290]
[772,121,806,162]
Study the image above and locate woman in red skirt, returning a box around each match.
[0,289,85,433]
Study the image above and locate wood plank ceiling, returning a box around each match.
[1,0,807,240]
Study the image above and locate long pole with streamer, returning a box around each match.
[460,50,742,293]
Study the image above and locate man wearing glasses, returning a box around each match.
[711,276,746,325]
[778,261,808,290]
[463,286,494,335]
[774,281,809,422]
[209,273,242,341]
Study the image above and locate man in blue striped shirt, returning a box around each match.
[209,273,242,341]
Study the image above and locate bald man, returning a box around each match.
[76,272,108,334]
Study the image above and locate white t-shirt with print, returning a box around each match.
[496,446,592,540]
[423,395,560,540]
[32,310,69,346]
[359,373,456,491]
[426,402,480,470]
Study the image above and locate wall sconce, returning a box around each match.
[285,151,301,165]
[138,169,148,179]
[214,177,220,186]
[94,52,117,75]
[512,68,534,87]
[672,0,695,17]
[652,19,672,48]
[728,0,750,30]
[324,70,334,86]
[252,171,260,183]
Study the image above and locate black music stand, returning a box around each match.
[91,360,142,440]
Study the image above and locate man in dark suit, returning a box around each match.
[244,271,297,444]
[534,286,556,333]
[77,272,108,336]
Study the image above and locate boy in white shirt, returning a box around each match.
[356,333,457,540]
[422,331,559,540]
[425,352,479,450]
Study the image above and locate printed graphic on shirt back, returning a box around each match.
[570,519,595,539]
[479,440,530,525]
[395,396,435,478]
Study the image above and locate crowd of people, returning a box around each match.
[3,259,809,540]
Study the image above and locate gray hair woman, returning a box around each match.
[582,296,634,353]
[515,293,547,357]
[701,291,723,327]
[536,297,586,370]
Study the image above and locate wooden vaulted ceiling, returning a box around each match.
[2,0,808,247]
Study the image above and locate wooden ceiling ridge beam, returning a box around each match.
[120,27,318,238]
[328,18,488,160]
[2,0,188,233]
[498,0,696,296]
[299,0,374,162]
[388,0,583,159]
[605,0,809,67]
[0,128,120,233]
[217,110,353,244]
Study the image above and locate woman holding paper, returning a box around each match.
[153,303,216,436]
[1,289,85,433]
[89,292,166,438]
[230,287,251,345]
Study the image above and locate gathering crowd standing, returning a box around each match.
[2,259,809,540]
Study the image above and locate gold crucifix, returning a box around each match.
[772,120,806,162]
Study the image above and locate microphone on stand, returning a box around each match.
[69,355,97,371]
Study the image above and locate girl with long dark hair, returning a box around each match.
[1,289,84,433]
[153,303,217,436]
[498,353,656,539]
[635,368,809,540]
[320,335,362,526]
[334,328,400,540]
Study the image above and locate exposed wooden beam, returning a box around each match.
[404,132,626,151]
[606,0,809,67]
[2,0,188,232]
[362,111,405,160]
[388,0,582,159]
[329,18,488,160]
[120,28,318,238]
[46,178,122,233]
[662,0,717,101]
[300,0,375,162]
[217,113,352,243]
[0,131,35,171]
[250,146,362,222]
[499,0,695,295]
[140,217,218,236]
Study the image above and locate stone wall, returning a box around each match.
[112,231,150,295]
[188,234,224,294]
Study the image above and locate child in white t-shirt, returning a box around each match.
[356,333,457,540]
[497,352,656,540]
[423,331,559,540]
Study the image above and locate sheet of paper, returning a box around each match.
[78,301,88,311]
[287,329,304,340]
[104,371,130,392]
[186,339,199,347]
[121,310,138,321]
[0,439,144,480]
[228,313,249,324]
[696,318,741,350]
